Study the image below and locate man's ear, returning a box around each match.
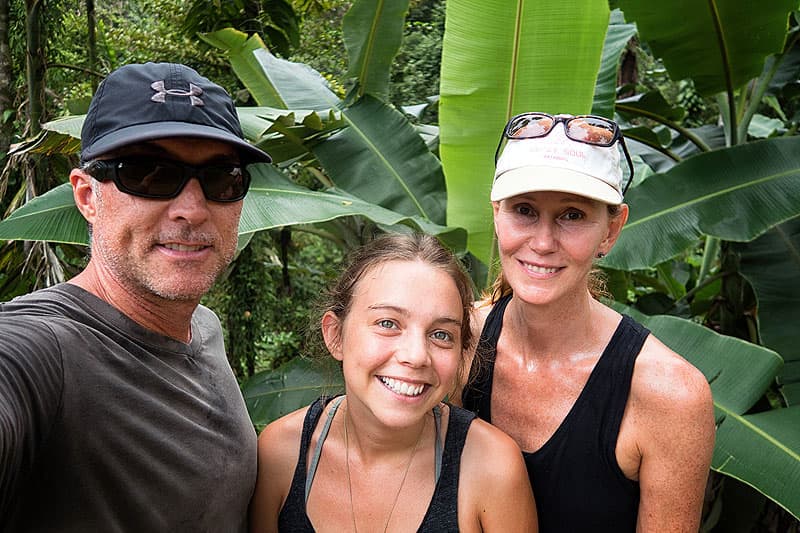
[600,203,629,255]
[70,168,98,223]
[321,311,343,361]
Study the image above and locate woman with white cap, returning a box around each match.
[461,113,715,532]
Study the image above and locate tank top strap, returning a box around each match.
[461,293,512,420]
[419,404,476,531]
[595,315,650,455]
[305,395,345,503]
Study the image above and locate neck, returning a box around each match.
[341,396,432,462]
[70,263,197,343]
[505,290,603,361]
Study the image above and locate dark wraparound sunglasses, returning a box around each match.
[495,112,634,195]
[83,158,251,202]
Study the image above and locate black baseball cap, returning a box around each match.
[80,62,271,165]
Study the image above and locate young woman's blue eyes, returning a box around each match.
[377,319,397,329]
[431,330,454,342]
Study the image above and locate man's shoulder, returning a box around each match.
[1,284,82,317]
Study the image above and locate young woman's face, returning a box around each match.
[493,190,627,306]
[323,259,464,429]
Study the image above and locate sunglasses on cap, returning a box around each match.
[495,112,634,195]
[83,158,251,202]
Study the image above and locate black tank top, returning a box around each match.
[277,396,476,532]
[462,294,649,532]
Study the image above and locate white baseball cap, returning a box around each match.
[491,126,624,205]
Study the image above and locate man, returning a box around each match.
[0,62,271,532]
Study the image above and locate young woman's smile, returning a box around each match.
[323,259,464,429]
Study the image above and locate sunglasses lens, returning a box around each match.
[200,166,250,202]
[116,161,184,197]
[507,114,555,139]
[566,117,616,145]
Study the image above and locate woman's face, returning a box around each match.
[322,259,464,430]
[492,190,627,306]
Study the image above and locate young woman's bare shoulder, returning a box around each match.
[457,412,538,532]
[460,415,526,481]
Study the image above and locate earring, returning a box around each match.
[596,252,606,258]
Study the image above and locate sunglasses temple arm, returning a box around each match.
[619,136,634,196]
[494,137,506,165]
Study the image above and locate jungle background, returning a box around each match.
[0,0,799,531]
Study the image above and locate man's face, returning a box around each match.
[86,137,244,303]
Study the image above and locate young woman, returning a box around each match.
[461,113,716,532]
[250,233,537,532]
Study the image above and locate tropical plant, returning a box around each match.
[1,0,799,525]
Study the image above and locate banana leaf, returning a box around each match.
[9,115,82,157]
[605,136,800,270]
[735,217,800,406]
[343,0,409,99]
[312,95,447,224]
[242,164,465,250]
[713,405,800,520]
[202,28,339,110]
[439,0,610,263]
[618,0,797,96]
[242,357,344,429]
[591,9,637,119]
[614,305,799,518]
[0,184,87,245]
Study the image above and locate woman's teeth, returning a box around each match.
[380,376,425,397]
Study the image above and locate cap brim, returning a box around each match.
[490,166,623,204]
[80,121,272,165]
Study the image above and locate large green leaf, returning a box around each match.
[312,95,447,224]
[713,405,800,520]
[735,217,800,405]
[242,357,344,429]
[235,107,345,163]
[9,115,82,157]
[613,306,799,517]
[614,306,783,415]
[342,0,409,99]
[439,0,610,262]
[618,0,797,95]
[591,9,638,119]
[606,136,800,270]
[0,184,87,245]
[203,28,339,110]
[241,163,466,250]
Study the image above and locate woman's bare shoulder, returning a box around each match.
[631,334,712,409]
[257,404,312,465]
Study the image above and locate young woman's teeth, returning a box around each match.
[380,377,424,397]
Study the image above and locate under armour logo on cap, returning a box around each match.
[80,62,271,164]
[150,80,205,106]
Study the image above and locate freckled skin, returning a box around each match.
[468,190,716,532]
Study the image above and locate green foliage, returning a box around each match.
[204,230,342,380]
[389,0,445,122]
